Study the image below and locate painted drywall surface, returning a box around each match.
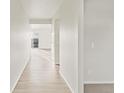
[29,19,52,24]
[53,0,80,92]
[84,0,114,82]
[78,0,84,92]
[31,24,52,49]
[51,19,60,64]
[10,0,31,91]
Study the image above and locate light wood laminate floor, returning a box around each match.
[13,49,71,93]
[84,84,114,93]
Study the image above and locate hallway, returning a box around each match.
[13,49,71,93]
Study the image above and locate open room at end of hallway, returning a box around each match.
[30,23,52,50]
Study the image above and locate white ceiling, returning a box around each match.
[30,24,52,30]
[20,0,63,19]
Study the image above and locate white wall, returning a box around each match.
[84,0,114,83]
[51,19,60,64]
[78,0,84,92]
[10,0,31,92]
[53,0,81,93]
[31,24,52,49]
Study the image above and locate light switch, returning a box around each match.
[91,41,95,48]
[88,70,92,75]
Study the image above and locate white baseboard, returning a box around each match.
[59,71,74,93]
[10,56,31,93]
[84,81,114,84]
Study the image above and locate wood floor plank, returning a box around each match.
[12,49,71,93]
[84,84,114,93]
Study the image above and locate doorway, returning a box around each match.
[31,24,52,50]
